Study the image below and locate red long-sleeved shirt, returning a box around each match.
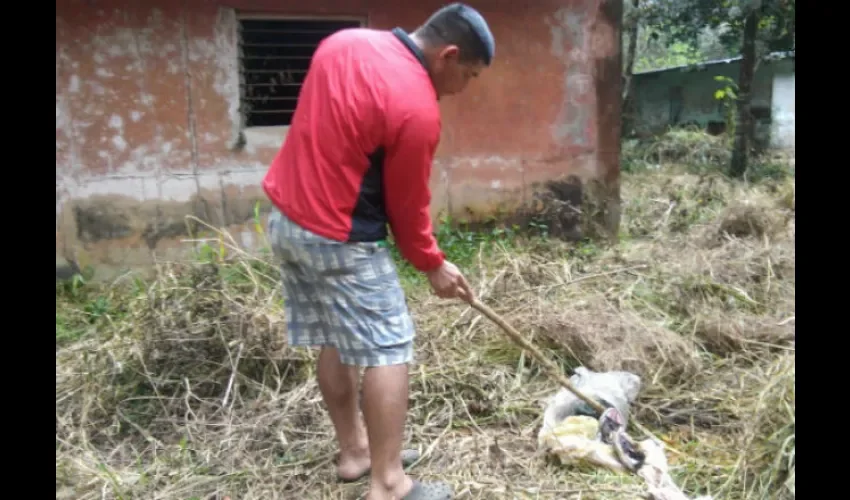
[262,27,445,272]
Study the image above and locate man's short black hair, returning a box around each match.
[414,3,496,66]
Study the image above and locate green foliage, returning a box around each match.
[713,75,739,138]
[622,0,796,74]
[633,39,703,73]
[56,276,127,348]
[641,0,795,55]
[745,159,795,183]
[386,215,528,286]
[713,75,738,101]
[623,0,735,73]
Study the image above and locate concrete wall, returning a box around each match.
[56,0,623,276]
[631,56,795,150]
[771,72,795,151]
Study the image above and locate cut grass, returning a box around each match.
[56,162,794,500]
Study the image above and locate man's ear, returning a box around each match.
[438,45,460,62]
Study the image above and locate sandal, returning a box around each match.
[401,480,453,499]
[337,448,422,483]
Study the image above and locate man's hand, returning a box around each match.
[426,260,475,303]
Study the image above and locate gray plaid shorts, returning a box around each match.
[267,208,415,366]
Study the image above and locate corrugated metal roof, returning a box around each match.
[634,50,795,76]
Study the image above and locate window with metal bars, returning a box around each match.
[237,17,362,128]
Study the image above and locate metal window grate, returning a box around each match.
[237,18,362,127]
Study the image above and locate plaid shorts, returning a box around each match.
[267,208,415,367]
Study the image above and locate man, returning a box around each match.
[262,3,495,499]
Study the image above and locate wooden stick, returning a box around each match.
[468,299,606,413]
[468,298,668,447]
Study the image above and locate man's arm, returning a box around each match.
[383,110,446,273]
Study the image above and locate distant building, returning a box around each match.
[630,51,795,152]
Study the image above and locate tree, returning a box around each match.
[641,0,795,177]
[621,0,641,138]
[729,8,758,177]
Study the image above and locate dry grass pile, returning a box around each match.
[56,166,794,500]
[623,127,731,168]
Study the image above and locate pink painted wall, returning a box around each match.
[56,0,622,273]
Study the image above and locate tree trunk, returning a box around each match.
[621,0,640,137]
[729,8,759,178]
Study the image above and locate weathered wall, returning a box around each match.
[631,56,795,150]
[770,71,795,151]
[56,0,622,276]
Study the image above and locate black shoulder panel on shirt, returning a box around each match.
[349,146,389,242]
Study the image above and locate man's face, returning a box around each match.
[431,45,485,97]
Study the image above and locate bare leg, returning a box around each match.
[362,363,414,500]
[317,346,371,479]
